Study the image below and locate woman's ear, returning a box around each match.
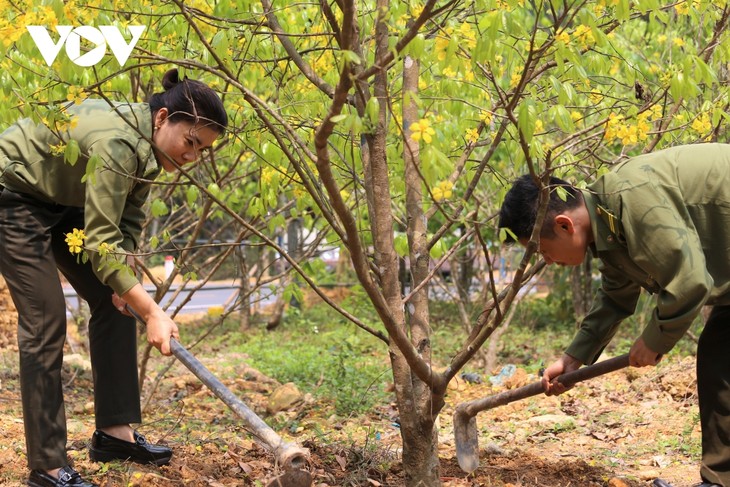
[154,108,169,129]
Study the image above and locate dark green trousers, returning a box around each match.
[0,188,141,471]
[698,304,730,486]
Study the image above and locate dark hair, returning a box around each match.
[498,174,583,243]
[149,68,228,134]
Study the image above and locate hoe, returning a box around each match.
[453,353,631,473]
[128,307,312,487]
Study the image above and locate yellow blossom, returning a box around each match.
[589,91,604,104]
[691,113,711,135]
[572,25,595,49]
[658,34,667,43]
[479,110,493,125]
[465,128,479,144]
[410,118,436,144]
[534,120,544,133]
[555,31,570,44]
[674,1,690,15]
[570,111,582,122]
[434,28,453,62]
[673,38,685,48]
[207,305,224,317]
[66,86,86,105]
[49,142,66,156]
[442,66,457,78]
[65,228,86,255]
[261,167,277,185]
[432,181,453,202]
[509,67,523,89]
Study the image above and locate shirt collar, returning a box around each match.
[581,189,625,255]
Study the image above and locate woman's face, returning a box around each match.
[152,108,220,172]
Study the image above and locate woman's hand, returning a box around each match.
[144,308,179,356]
[119,283,179,356]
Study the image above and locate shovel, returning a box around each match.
[453,353,630,473]
[127,306,312,486]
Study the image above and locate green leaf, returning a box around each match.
[64,139,79,166]
[394,233,409,257]
[518,100,536,144]
[330,114,347,123]
[366,97,380,125]
[429,238,447,259]
[186,185,199,206]
[342,50,362,65]
[550,105,575,132]
[151,199,169,217]
[81,154,102,184]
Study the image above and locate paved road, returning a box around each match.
[63,282,277,316]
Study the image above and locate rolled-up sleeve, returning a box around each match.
[83,137,145,295]
[567,263,641,364]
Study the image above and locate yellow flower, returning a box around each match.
[691,113,711,134]
[207,305,224,318]
[432,181,453,202]
[410,118,436,144]
[49,142,66,156]
[65,228,86,255]
[570,111,582,122]
[509,67,523,89]
[442,66,457,78]
[573,25,595,49]
[555,31,570,45]
[589,91,604,104]
[658,34,667,43]
[465,128,479,144]
[673,38,685,48]
[479,110,493,125]
[674,1,690,15]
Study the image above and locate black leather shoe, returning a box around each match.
[27,466,98,487]
[653,480,722,487]
[89,430,172,466]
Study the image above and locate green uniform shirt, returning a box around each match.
[0,99,162,295]
[566,143,730,364]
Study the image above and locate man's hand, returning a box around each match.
[629,336,662,367]
[542,353,583,396]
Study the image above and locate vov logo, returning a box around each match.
[26,25,146,67]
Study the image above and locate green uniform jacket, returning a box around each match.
[566,143,730,364]
[0,99,162,296]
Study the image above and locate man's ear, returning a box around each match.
[554,214,575,235]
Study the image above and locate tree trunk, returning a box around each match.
[399,48,441,486]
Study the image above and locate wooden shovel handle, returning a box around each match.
[459,353,630,418]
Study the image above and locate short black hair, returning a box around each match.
[498,174,583,243]
[149,68,228,134]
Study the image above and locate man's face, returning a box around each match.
[519,220,589,267]
[534,234,587,266]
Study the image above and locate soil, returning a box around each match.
[0,277,702,486]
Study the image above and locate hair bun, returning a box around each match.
[161,68,181,91]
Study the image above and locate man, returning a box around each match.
[498,143,730,487]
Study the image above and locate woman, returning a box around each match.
[0,69,227,487]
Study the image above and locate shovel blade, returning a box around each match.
[454,407,480,473]
[265,468,312,487]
